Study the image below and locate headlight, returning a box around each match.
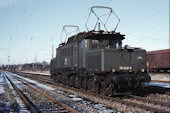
[141,68,145,72]
[129,69,132,72]
[112,69,116,72]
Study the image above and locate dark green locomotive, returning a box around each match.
[50,6,151,95]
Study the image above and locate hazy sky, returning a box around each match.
[0,0,169,65]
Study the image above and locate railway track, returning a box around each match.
[4,72,79,113]
[15,71,170,94]
[129,95,170,107]
[12,71,170,113]
[151,80,170,84]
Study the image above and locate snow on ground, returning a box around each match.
[143,82,170,88]
[150,73,170,82]
[4,73,29,112]
[9,72,55,91]
[20,71,50,76]
[0,86,5,94]
[10,71,117,112]
[0,75,4,83]
[0,74,5,94]
[69,94,83,101]
[93,104,116,113]
[0,71,29,112]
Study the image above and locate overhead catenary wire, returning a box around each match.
[18,0,40,36]
[6,0,41,65]
[1,1,169,65]
[8,0,41,52]
[14,0,29,39]
[119,9,169,28]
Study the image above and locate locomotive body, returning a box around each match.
[50,6,150,95]
[50,31,151,95]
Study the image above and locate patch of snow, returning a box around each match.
[0,101,11,112]
[0,76,4,83]
[0,86,5,94]
[20,71,50,76]
[150,73,170,82]
[93,104,116,113]
[69,94,83,101]
[72,97,82,101]
[69,94,77,98]
[93,104,104,109]
[10,73,55,90]
[143,82,170,88]
[56,90,64,94]
[82,100,92,105]
[4,72,29,112]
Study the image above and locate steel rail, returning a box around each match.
[23,75,170,112]
[129,95,170,107]
[14,71,170,113]
[5,75,37,113]
[89,91,170,113]
[15,77,79,113]
[151,80,170,84]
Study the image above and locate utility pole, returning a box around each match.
[34,53,37,71]
[52,45,54,59]
[8,56,10,70]
[35,53,37,63]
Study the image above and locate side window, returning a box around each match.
[84,40,88,48]
[92,40,100,48]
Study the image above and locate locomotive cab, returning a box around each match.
[84,32,146,73]
[83,32,151,92]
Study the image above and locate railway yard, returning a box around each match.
[0,2,169,113]
[0,70,169,113]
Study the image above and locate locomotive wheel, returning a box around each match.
[58,74,62,83]
[91,82,100,94]
[69,76,74,87]
[74,76,79,88]
[87,78,93,91]
[104,83,115,96]
[56,74,61,83]
[74,75,82,89]
[62,75,66,85]
[52,75,56,82]
[82,77,87,90]
[91,76,101,94]
[66,76,70,86]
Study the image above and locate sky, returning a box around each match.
[0,0,169,65]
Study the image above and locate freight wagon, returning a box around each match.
[147,49,170,72]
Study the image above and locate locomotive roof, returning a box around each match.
[59,30,125,47]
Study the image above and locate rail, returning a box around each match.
[13,71,170,112]
[5,75,37,113]
[15,76,79,113]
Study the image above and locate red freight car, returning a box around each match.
[147,49,170,72]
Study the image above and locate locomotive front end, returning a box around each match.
[85,32,151,94]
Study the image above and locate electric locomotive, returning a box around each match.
[50,6,151,95]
